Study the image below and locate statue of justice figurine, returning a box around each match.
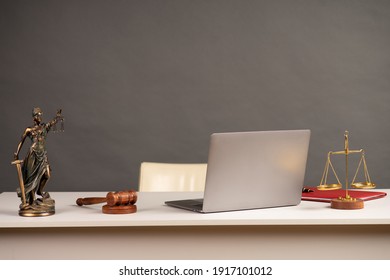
[12,107,64,217]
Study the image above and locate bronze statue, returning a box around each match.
[12,107,64,216]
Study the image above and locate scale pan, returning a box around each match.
[351,182,376,189]
[317,183,342,191]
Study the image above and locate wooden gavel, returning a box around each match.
[76,190,137,214]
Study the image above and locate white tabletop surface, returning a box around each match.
[0,190,389,228]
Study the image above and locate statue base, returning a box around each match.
[19,196,55,217]
[19,208,55,217]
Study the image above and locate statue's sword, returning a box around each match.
[11,159,27,207]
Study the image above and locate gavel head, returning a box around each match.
[106,190,137,207]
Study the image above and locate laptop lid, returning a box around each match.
[201,129,311,213]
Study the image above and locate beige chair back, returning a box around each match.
[139,162,207,192]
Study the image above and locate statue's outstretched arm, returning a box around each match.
[47,109,63,131]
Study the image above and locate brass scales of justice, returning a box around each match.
[317,131,376,209]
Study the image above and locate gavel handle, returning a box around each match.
[76,197,107,206]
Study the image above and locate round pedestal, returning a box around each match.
[331,197,364,210]
[19,201,55,217]
[19,209,55,217]
[102,204,137,214]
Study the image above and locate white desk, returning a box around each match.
[1,191,390,259]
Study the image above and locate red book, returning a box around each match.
[302,187,387,202]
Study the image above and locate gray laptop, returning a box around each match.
[165,129,311,213]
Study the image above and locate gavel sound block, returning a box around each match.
[76,190,137,214]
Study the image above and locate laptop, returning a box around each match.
[165,129,311,213]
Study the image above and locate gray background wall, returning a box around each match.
[1,0,389,192]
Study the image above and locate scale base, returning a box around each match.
[331,196,364,210]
